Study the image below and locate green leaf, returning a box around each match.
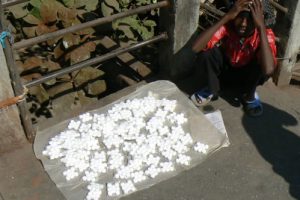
[73,0,98,11]
[143,19,156,27]
[62,0,74,7]
[136,0,152,6]
[113,16,154,40]
[29,0,42,8]
[117,25,135,40]
[101,2,114,17]
[119,0,133,7]
[85,0,99,11]
[30,7,42,19]
[104,0,120,12]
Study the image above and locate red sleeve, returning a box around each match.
[266,29,277,66]
[203,26,227,50]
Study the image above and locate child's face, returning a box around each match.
[233,12,255,37]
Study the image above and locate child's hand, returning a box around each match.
[226,0,252,20]
[249,0,265,29]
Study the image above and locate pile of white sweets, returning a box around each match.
[43,92,209,200]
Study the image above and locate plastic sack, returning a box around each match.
[34,80,230,200]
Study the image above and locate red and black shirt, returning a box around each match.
[204,25,277,68]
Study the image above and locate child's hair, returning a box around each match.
[226,0,276,27]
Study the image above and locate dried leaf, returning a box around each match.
[22,73,42,81]
[47,82,73,98]
[40,0,58,23]
[54,43,64,59]
[23,57,43,71]
[86,80,106,96]
[44,79,57,86]
[7,3,28,19]
[68,42,96,64]
[23,26,37,38]
[41,60,61,72]
[36,24,57,36]
[23,14,41,25]
[29,85,49,104]
[73,67,105,87]
[57,7,77,22]
[75,27,95,36]
[63,33,81,49]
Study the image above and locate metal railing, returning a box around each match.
[0,0,169,141]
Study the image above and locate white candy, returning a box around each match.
[121,180,136,194]
[107,182,121,197]
[176,154,191,166]
[194,142,209,154]
[86,183,103,200]
[160,162,175,172]
[43,92,212,200]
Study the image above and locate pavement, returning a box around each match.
[0,80,300,200]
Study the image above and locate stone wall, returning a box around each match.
[158,0,200,80]
[274,0,300,85]
[0,46,26,153]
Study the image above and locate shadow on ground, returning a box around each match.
[242,103,300,199]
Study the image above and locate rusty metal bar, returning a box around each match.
[1,0,35,142]
[13,1,169,50]
[201,3,225,17]
[24,33,168,88]
[2,0,28,8]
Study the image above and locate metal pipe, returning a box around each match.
[2,0,29,8]
[13,1,169,50]
[201,3,225,17]
[24,33,168,88]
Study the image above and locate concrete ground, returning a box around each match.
[0,80,300,200]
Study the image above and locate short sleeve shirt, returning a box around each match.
[204,25,277,68]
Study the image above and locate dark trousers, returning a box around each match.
[195,47,268,97]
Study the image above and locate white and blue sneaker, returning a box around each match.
[190,88,217,107]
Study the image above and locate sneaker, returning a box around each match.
[190,88,216,107]
[242,92,263,117]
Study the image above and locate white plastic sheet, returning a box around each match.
[34,80,230,200]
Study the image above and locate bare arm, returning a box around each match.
[192,0,252,52]
[250,0,275,75]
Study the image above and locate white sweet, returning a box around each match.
[194,142,209,154]
[132,171,147,183]
[121,180,136,194]
[107,182,121,197]
[160,162,175,172]
[145,165,161,178]
[86,183,104,200]
[176,154,191,166]
[42,92,213,200]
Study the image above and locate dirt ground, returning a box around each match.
[0,80,300,200]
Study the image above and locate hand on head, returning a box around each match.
[227,0,253,20]
[249,0,265,29]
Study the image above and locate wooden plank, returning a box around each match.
[292,71,300,77]
[293,62,300,71]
